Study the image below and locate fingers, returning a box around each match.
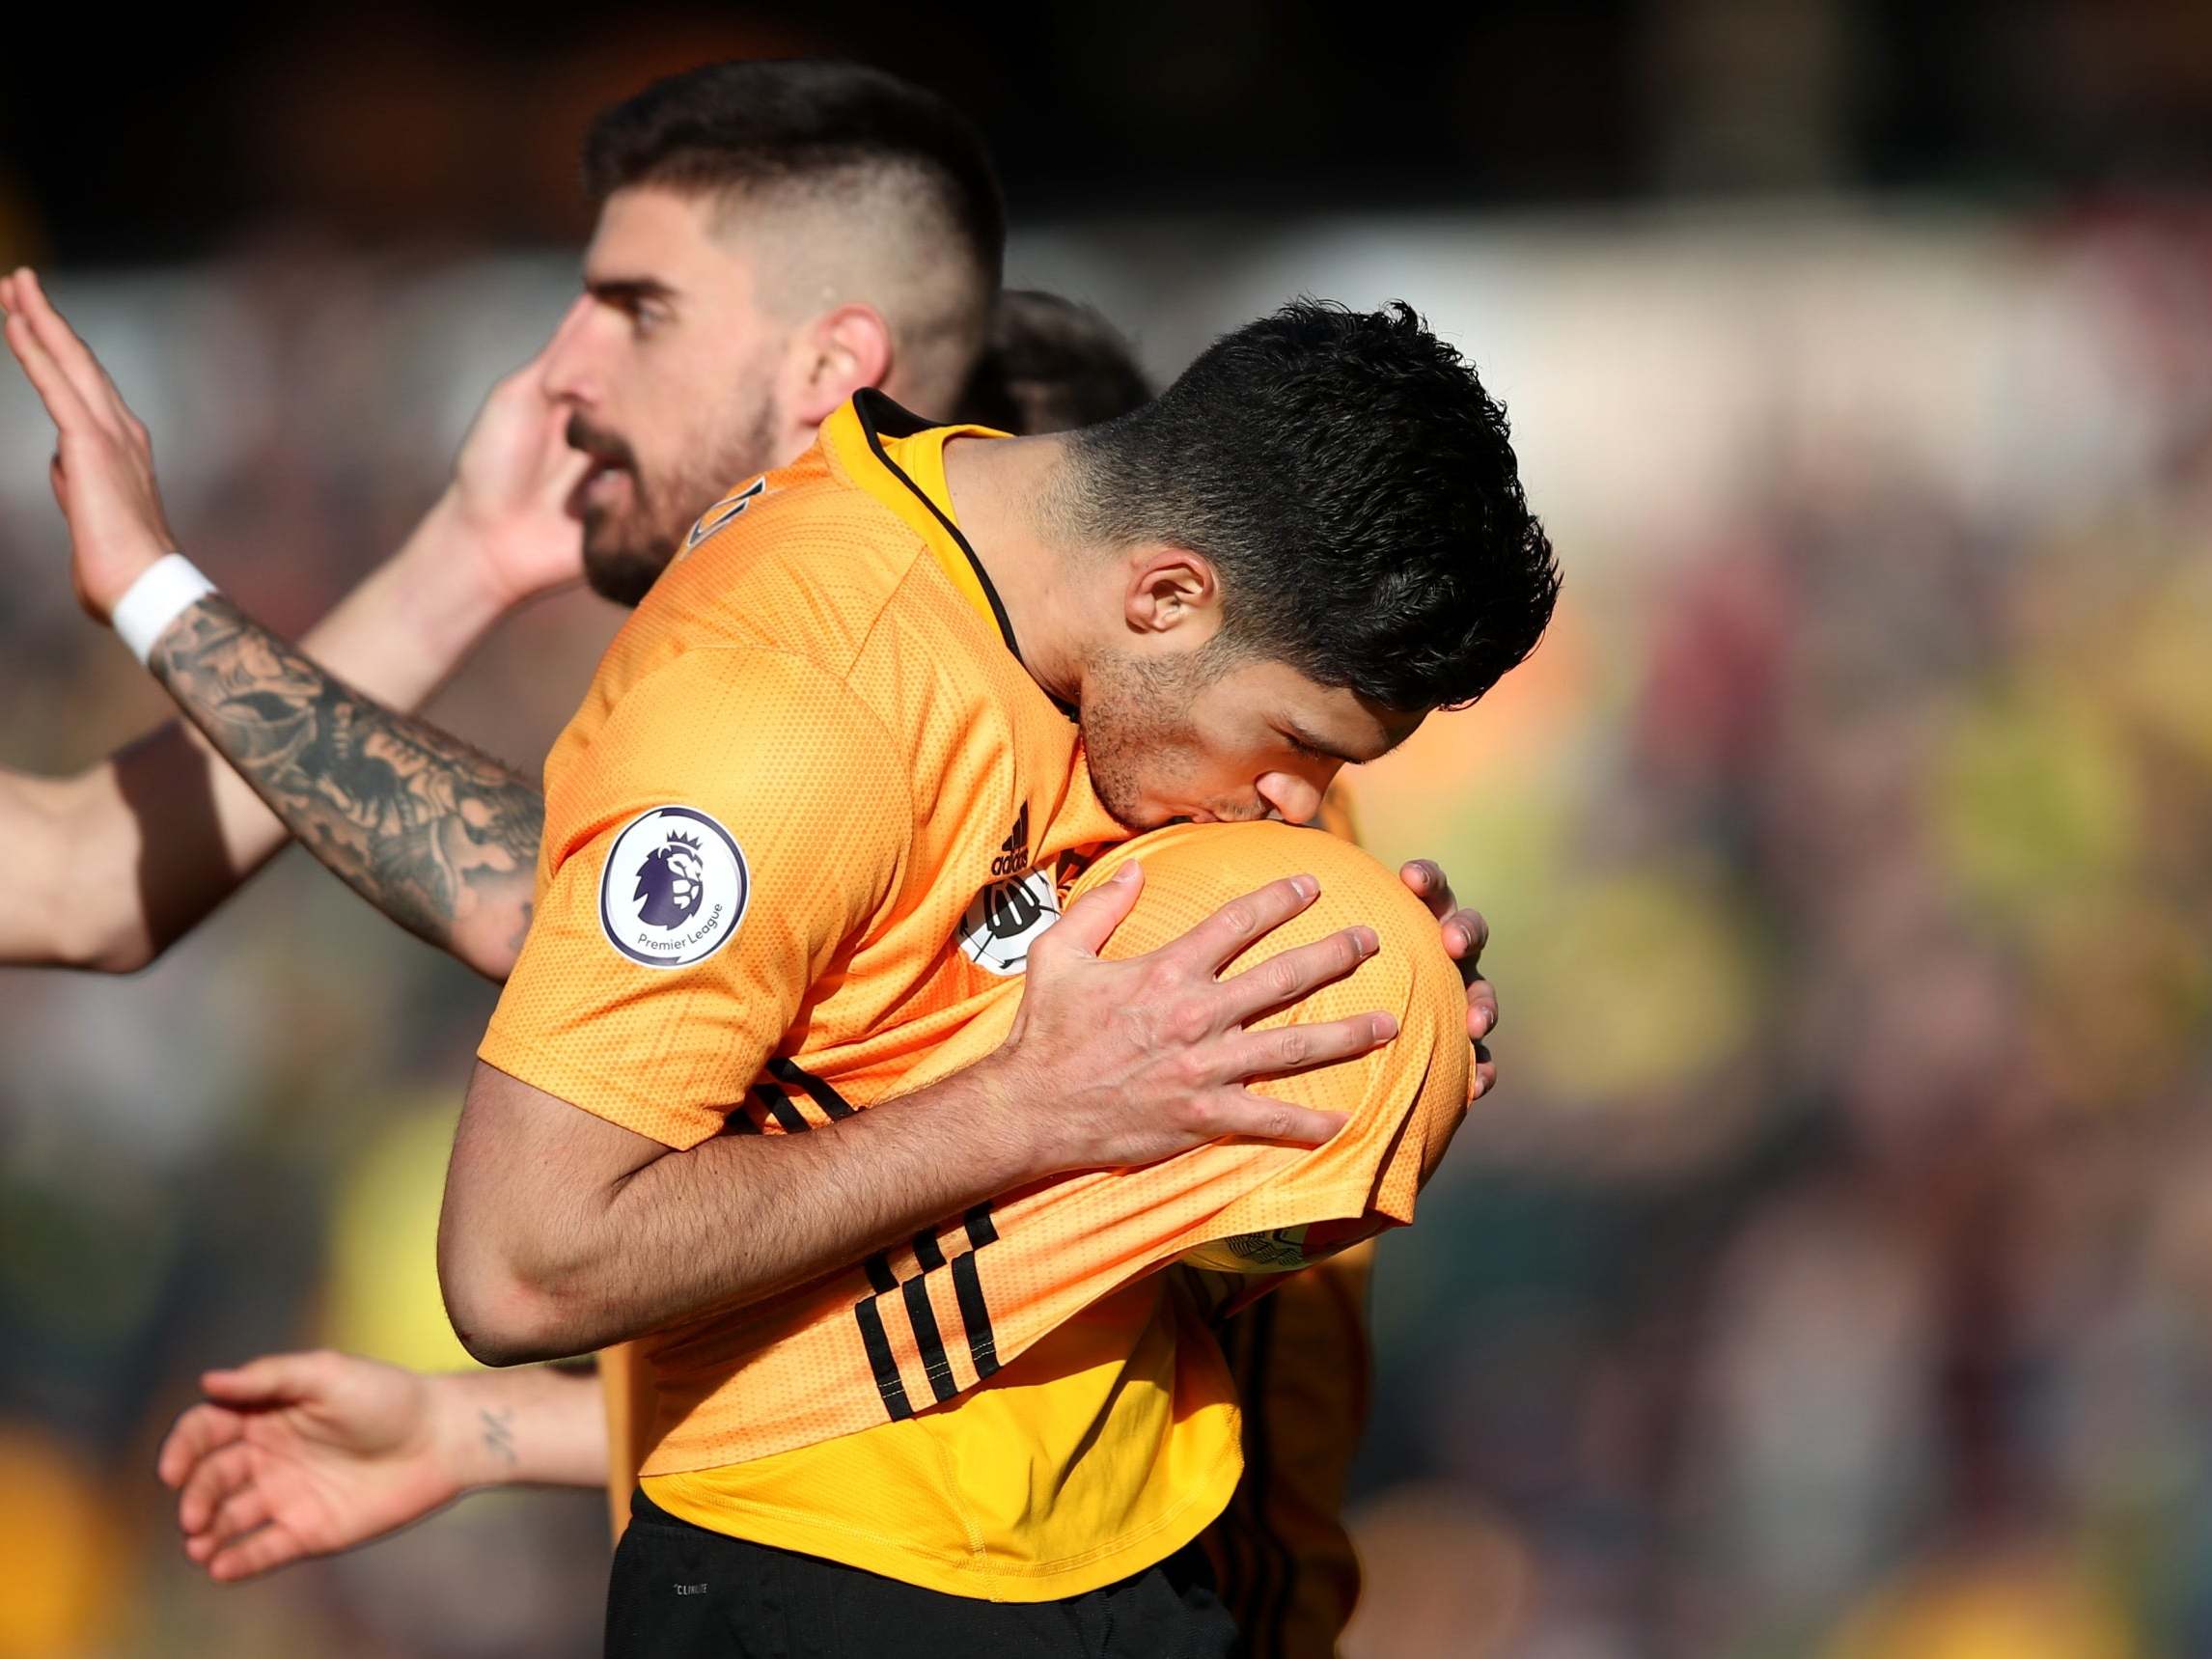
[1472,1040,1495,1101]
[200,1351,328,1406]
[1399,859,1457,922]
[207,1520,307,1583]
[1224,1010,1397,1081]
[4,300,97,432]
[1200,1092,1347,1147]
[157,1401,245,1489]
[1437,906,1497,1037]
[1165,873,1320,974]
[1440,905,1487,962]
[1465,977,1498,1041]
[12,270,124,421]
[178,1440,256,1535]
[1037,859,1143,958]
[189,1479,274,1562]
[1216,925,1378,1026]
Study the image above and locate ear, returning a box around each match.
[1121,546,1223,644]
[786,303,895,427]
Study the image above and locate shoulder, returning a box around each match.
[642,448,927,676]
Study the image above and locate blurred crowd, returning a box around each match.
[2,202,2210,1656]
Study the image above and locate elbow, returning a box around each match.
[438,1236,598,1369]
[75,926,161,977]
[30,899,158,976]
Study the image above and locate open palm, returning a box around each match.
[156,1350,461,1582]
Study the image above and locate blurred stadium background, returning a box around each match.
[4,4,2212,1655]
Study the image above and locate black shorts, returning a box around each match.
[606,1487,1240,1659]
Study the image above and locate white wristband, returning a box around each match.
[111,554,218,666]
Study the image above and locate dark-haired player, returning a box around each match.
[422,297,1555,1653]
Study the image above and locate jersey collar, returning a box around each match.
[839,390,1024,662]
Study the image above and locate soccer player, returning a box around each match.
[422,301,1548,1652]
[435,302,1549,1653]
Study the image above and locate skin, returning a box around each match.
[154,1353,605,1583]
[0,346,588,973]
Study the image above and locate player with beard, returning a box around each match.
[0,58,1005,974]
[4,63,1505,1658]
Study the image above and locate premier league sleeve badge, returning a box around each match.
[598,806,750,968]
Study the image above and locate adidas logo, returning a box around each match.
[990,804,1031,876]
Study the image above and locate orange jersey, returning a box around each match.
[485,392,1224,1600]
[642,822,1466,1597]
[488,390,1463,1606]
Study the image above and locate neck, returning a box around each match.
[940,434,1088,704]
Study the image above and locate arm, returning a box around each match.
[0,766,134,967]
[0,270,589,974]
[156,1350,605,1583]
[440,867,1393,1366]
[146,594,545,977]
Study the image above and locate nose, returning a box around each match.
[1257,770,1323,826]
[539,294,600,407]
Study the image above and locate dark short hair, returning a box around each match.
[581,59,1005,290]
[1071,300,1559,711]
[955,290,1154,434]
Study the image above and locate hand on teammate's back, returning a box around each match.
[155,1351,464,1583]
[986,862,1397,1173]
[0,268,180,623]
[439,296,595,611]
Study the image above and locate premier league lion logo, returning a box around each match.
[598,804,749,969]
[632,831,707,928]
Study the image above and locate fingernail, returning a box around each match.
[1371,1012,1398,1039]
[1292,875,1317,899]
[1112,861,1139,883]
[1355,926,1378,954]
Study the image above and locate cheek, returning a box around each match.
[1183,704,1277,783]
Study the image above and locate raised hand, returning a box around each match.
[155,1351,465,1583]
[0,268,180,622]
[440,296,595,610]
[994,863,1397,1172]
[1399,858,1498,1099]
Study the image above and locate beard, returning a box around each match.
[1078,649,1258,831]
[567,398,781,608]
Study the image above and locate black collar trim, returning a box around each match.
[853,389,1022,664]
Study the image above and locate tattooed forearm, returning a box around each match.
[149,595,542,973]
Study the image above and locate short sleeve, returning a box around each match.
[480,649,912,1148]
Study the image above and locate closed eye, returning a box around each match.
[1278,725,1358,767]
